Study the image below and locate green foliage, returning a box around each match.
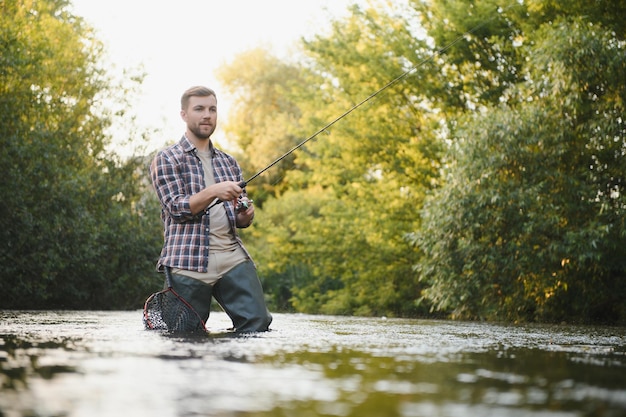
[216,48,308,205]
[412,0,527,107]
[413,11,626,323]
[223,2,440,317]
[0,0,162,309]
[226,0,626,324]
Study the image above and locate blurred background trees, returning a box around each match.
[0,0,161,309]
[413,10,626,322]
[223,0,626,323]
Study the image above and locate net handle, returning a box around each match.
[165,267,174,288]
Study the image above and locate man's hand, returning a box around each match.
[212,181,243,202]
[189,181,243,215]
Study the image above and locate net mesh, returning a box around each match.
[143,288,206,332]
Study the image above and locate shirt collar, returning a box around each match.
[181,134,215,156]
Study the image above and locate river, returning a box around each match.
[0,310,625,417]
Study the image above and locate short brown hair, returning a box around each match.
[181,86,217,110]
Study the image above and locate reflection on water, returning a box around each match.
[0,311,625,417]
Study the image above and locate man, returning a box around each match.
[150,86,272,333]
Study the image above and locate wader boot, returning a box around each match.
[165,268,213,332]
[212,261,272,333]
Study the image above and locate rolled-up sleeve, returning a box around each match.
[150,150,196,223]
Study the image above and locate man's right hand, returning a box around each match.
[189,181,243,215]
[211,181,243,201]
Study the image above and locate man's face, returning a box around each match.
[181,95,217,140]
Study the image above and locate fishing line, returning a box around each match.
[211,2,519,211]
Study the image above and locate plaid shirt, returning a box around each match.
[150,135,251,272]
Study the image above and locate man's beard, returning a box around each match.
[189,124,215,139]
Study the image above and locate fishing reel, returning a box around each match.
[235,181,252,213]
[236,198,253,213]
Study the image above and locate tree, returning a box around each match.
[216,48,309,204]
[221,2,441,316]
[413,7,626,323]
[220,0,625,324]
[0,0,162,309]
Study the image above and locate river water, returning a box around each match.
[0,310,625,417]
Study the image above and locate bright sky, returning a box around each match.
[70,0,367,156]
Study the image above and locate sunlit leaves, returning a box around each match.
[221,0,625,323]
[0,0,161,309]
[222,1,436,317]
[414,12,626,323]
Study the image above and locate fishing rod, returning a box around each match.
[210,3,518,212]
